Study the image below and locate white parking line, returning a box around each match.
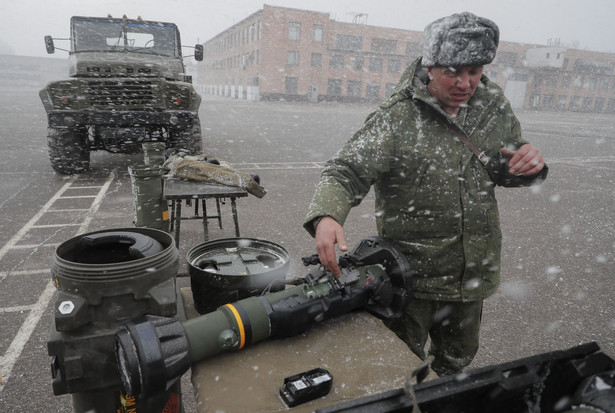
[31,224,82,228]
[0,177,77,262]
[9,244,61,249]
[0,269,50,280]
[0,305,35,313]
[77,172,115,235]
[0,172,115,393]
[0,280,56,392]
[47,208,91,213]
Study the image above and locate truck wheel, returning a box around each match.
[48,127,90,175]
[171,118,202,154]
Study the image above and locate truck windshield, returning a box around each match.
[72,19,179,57]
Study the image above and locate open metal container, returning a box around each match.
[187,238,290,314]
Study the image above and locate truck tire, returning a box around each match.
[171,117,202,154]
[47,127,90,175]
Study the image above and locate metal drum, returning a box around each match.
[187,238,290,314]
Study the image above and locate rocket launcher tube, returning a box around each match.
[115,237,412,397]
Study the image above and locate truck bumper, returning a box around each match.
[46,109,198,130]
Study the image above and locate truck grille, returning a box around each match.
[86,80,158,107]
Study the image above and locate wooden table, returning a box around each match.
[164,179,248,246]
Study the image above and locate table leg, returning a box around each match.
[202,199,209,241]
[175,201,182,247]
[216,198,223,229]
[231,197,240,237]
[169,200,176,231]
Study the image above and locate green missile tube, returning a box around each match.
[115,237,412,398]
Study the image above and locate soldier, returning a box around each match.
[303,12,548,376]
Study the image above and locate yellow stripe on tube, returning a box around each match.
[224,303,245,349]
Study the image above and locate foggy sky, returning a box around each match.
[1,0,614,58]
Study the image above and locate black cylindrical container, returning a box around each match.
[47,227,185,412]
[187,238,290,314]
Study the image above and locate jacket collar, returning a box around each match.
[398,57,502,136]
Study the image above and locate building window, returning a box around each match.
[573,76,584,88]
[497,51,518,66]
[330,54,344,69]
[588,78,597,90]
[287,51,300,65]
[484,69,498,79]
[258,21,262,40]
[311,53,322,67]
[545,75,557,87]
[388,60,402,73]
[542,94,554,109]
[372,38,397,54]
[385,83,397,97]
[313,25,323,42]
[508,72,529,82]
[336,34,362,51]
[288,22,301,41]
[599,78,609,90]
[369,57,383,73]
[285,77,298,95]
[561,73,571,88]
[366,82,381,100]
[349,56,364,70]
[327,79,342,96]
[347,80,362,98]
[405,42,421,57]
[569,96,580,111]
[530,94,540,108]
[556,95,568,110]
[595,98,605,112]
[582,97,593,111]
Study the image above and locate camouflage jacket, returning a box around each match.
[304,58,547,302]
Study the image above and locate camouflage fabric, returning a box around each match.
[163,155,266,198]
[384,298,484,376]
[304,57,545,302]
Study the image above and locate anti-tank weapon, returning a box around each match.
[114,236,412,397]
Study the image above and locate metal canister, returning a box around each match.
[128,163,170,231]
[187,238,290,314]
[47,228,184,412]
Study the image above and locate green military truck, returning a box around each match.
[40,15,204,174]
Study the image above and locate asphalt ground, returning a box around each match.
[0,86,613,412]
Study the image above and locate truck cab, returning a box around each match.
[40,16,204,174]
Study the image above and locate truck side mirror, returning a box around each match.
[44,35,55,54]
[194,44,203,61]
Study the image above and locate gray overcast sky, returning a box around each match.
[1,0,614,57]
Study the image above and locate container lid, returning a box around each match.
[188,238,289,277]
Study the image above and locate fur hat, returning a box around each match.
[421,12,499,67]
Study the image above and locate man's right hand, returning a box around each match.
[314,216,348,277]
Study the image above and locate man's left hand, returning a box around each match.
[500,144,544,176]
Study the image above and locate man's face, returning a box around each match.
[426,65,484,115]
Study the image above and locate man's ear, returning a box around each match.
[426,67,434,80]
